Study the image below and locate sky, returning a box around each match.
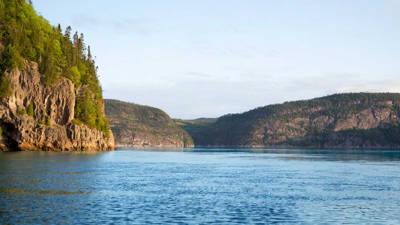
[33,0,400,119]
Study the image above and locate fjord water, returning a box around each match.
[0,149,400,224]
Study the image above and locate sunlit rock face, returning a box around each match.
[0,60,114,151]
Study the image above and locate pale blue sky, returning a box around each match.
[34,0,400,119]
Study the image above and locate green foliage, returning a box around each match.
[39,118,51,126]
[0,75,12,98]
[0,0,110,133]
[66,66,81,86]
[27,102,33,116]
[0,126,2,138]
[16,108,25,115]
[105,99,171,125]
[72,119,82,125]
[75,92,110,134]
[45,118,51,126]
[75,93,96,128]
[2,44,24,69]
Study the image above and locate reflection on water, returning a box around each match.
[0,149,400,224]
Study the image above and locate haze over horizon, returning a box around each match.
[34,0,400,119]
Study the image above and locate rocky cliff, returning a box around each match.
[0,61,114,151]
[0,1,114,151]
[104,99,193,148]
[180,93,400,149]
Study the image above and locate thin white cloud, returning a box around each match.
[71,14,156,35]
[338,78,400,93]
[286,74,400,95]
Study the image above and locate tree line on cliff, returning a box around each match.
[0,0,110,134]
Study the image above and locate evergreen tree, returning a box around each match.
[0,0,110,134]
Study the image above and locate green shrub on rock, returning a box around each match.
[27,103,34,117]
[0,76,12,98]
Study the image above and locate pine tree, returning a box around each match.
[0,0,110,133]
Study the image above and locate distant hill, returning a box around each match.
[190,118,218,124]
[174,118,216,146]
[178,93,400,149]
[104,99,193,148]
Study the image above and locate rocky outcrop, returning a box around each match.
[249,106,399,148]
[181,93,400,149]
[0,60,114,151]
[104,99,193,148]
[114,128,192,149]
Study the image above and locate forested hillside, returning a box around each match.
[179,93,400,149]
[105,99,193,148]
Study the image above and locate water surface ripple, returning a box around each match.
[1,149,400,224]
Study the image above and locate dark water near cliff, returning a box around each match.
[0,149,400,224]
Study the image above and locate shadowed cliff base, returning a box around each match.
[0,122,19,151]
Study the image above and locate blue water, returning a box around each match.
[1,149,400,224]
